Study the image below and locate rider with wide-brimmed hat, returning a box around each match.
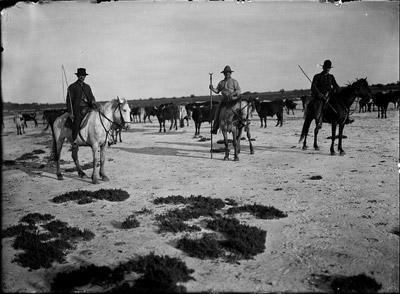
[66,68,97,148]
[209,65,241,134]
[311,60,340,128]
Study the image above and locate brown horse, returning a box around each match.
[219,98,255,161]
[50,97,131,184]
[299,78,371,155]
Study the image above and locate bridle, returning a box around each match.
[98,100,127,144]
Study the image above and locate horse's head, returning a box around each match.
[113,96,132,129]
[354,77,372,104]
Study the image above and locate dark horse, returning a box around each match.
[299,78,371,155]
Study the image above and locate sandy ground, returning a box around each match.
[1,107,399,293]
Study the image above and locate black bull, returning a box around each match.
[22,112,38,127]
[254,99,284,127]
[187,101,218,137]
[157,103,179,132]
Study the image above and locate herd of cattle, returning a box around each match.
[7,89,399,141]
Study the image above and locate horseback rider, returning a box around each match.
[311,60,340,129]
[209,65,241,134]
[66,68,98,149]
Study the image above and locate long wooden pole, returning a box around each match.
[209,73,213,159]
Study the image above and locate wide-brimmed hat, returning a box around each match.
[75,68,89,76]
[221,65,234,73]
[322,60,333,69]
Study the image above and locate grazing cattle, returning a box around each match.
[109,124,123,146]
[157,103,179,132]
[254,98,284,127]
[179,104,189,127]
[13,113,25,135]
[22,112,38,127]
[359,98,372,113]
[143,106,158,123]
[190,101,218,137]
[43,109,68,131]
[130,106,142,123]
[284,98,297,115]
[372,92,392,118]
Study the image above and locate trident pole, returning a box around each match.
[209,73,213,159]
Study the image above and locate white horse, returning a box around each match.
[219,98,255,161]
[50,97,131,184]
[13,113,25,135]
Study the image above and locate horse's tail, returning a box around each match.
[49,119,59,162]
[299,103,313,143]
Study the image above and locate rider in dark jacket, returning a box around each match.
[66,68,97,148]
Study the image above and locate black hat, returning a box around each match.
[322,60,333,69]
[221,65,234,73]
[75,68,89,76]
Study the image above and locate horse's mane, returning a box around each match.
[340,78,368,96]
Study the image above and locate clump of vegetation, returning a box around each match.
[330,274,382,293]
[177,233,223,259]
[1,213,95,270]
[310,175,323,180]
[2,160,16,166]
[155,215,201,234]
[154,195,227,234]
[20,212,55,224]
[15,152,39,161]
[206,217,267,259]
[52,188,130,204]
[120,215,140,229]
[51,252,195,293]
[227,203,287,219]
[32,149,46,154]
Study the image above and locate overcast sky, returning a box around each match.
[1,0,398,104]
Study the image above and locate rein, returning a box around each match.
[99,101,126,144]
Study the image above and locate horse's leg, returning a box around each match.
[330,122,337,155]
[223,130,230,161]
[264,118,267,128]
[91,144,100,184]
[259,118,262,128]
[246,125,254,155]
[313,119,320,151]
[55,136,66,180]
[338,124,346,155]
[99,144,110,182]
[71,146,88,179]
[232,129,239,161]
[118,128,122,143]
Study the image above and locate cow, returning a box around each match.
[190,101,218,137]
[254,98,284,127]
[143,106,158,123]
[359,98,372,113]
[179,104,189,128]
[22,112,38,127]
[42,108,68,131]
[13,113,25,135]
[130,106,142,123]
[157,103,179,132]
[284,98,297,115]
[372,92,392,118]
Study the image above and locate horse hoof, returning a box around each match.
[331,152,336,156]
[302,146,308,150]
[57,174,64,180]
[339,151,346,156]
[250,150,254,155]
[102,176,110,182]
[79,173,88,179]
[314,147,320,151]
[224,157,229,161]
[92,179,100,184]
[234,157,239,161]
